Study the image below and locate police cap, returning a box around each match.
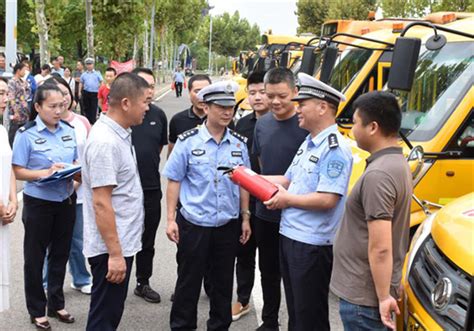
[293,72,346,106]
[197,80,239,107]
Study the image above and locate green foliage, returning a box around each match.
[92,0,148,60]
[327,0,377,20]
[295,0,330,35]
[196,11,260,57]
[379,0,473,18]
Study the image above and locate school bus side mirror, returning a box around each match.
[387,37,421,91]
[319,45,339,84]
[280,51,290,68]
[300,46,317,76]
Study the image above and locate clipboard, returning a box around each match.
[38,164,81,184]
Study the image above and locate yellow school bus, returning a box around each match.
[313,14,472,225]
[400,193,473,330]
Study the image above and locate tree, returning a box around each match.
[35,0,49,65]
[295,0,330,35]
[432,0,473,12]
[327,0,377,20]
[85,0,94,58]
[196,11,260,58]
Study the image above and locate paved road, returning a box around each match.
[0,85,343,330]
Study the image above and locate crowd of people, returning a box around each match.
[0,56,413,331]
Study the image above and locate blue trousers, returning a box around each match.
[339,299,388,331]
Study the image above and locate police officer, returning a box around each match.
[12,83,78,329]
[163,81,251,330]
[264,73,353,331]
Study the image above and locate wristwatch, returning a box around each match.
[241,209,251,217]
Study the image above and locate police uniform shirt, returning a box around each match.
[163,125,250,227]
[280,124,353,246]
[131,103,168,192]
[12,117,78,202]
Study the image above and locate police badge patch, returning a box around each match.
[191,149,205,156]
[327,160,344,178]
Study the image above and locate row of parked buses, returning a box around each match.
[233,11,473,330]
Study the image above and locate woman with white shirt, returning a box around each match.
[0,77,18,312]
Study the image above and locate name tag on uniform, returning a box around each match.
[150,121,156,126]
[35,138,46,144]
[191,149,205,156]
[61,135,73,142]
[309,155,319,164]
[231,151,242,157]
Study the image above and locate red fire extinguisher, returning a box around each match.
[219,166,279,202]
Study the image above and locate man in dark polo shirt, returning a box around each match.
[252,68,308,330]
[331,91,413,330]
[131,68,168,303]
[231,71,270,321]
[167,74,212,157]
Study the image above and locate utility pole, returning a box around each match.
[5,0,18,74]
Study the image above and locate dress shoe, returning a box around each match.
[30,316,51,330]
[47,310,75,323]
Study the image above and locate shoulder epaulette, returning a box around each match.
[18,121,36,133]
[178,128,199,141]
[60,119,74,128]
[229,129,248,144]
[328,133,339,149]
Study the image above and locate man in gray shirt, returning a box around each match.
[82,72,150,331]
[330,91,413,330]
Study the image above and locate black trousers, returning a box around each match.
[280,235,333,331]
[175,82,183,97]
[22,193,76,317]
[254,217,281,328]
[135,189,162,285]
[86,254,133,331]
[235,214,257,306]
[82,91,99,124]
[170,212,240,331]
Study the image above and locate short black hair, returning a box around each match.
[353,91,401,136]
[132,67,153,79]
[41,64,51,71]
[108,72,150,107]
[105,67,117,75]
[247,71,265,87]
[188,74,211,91]
[13,63,26,74]
[264,67,296,89]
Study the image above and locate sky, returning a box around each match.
[208,0,299,36]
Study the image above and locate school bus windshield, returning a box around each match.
[397,41,473,142]
[329,48,372,92]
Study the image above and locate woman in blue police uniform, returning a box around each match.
[12,83,78,330]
